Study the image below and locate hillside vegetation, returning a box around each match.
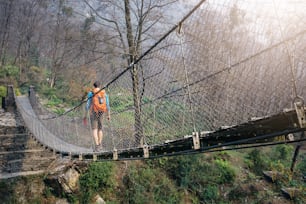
[0,146,305,203]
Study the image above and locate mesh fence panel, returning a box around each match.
[16,0,306,153]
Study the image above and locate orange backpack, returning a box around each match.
[91,88,107,113]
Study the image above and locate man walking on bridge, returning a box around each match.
[85,81,110,152]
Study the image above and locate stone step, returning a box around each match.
[0,142,39,152]
[1,156,57,173]
[0,149,55,160]
[0,126,26,135]
[0,170,45,179]
[0,132,29,138]
[0,139,42,152]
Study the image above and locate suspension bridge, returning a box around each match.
[1,0,306,176]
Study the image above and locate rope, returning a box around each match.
[41,0,209,120]
[15,1,306,157]
[145,137,306,160]
[272,0,299,99]
[177,23,197,132]
[41,1,306,123]
[102,27,306,118]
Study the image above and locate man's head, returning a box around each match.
[93,81,100,88]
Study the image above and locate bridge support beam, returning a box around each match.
[113,149,118,160]
[291,100,306,172]
[294,99,306,128]
[3,85,15,112]
[143,145,149,158]
[192,132,200,150]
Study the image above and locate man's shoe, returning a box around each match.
[97,145,104,152]
[93,145,99,152]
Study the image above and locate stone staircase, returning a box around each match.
[0,109,57,179]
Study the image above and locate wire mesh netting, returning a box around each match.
[16,0,306,153]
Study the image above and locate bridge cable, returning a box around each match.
[108,28,306,117]
[190,138,306,156]
[272,0,298,99]
[140,137,306,160]
[42,1,306,121]
[41,0,209,120]
[177,23,197,133]
[272,0,305,172]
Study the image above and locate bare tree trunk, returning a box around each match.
[124,0,143,147]
[0,0,14,66]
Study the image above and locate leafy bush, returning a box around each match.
[201,185,219,202]
[271,145,293,164]
[0,64,19,79]
[110,93,133,112]
[123,165,181,204]
[0,86,6,97]
[297,156,306,176]
[149,154,236,203]
[14,88,21,96]
[245,149,269,175]
[40,86,57,100]
[214,159,236,184]
[79,162,114,203]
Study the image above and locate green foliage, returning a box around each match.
[79,162,114,203]
[149,154,236,203]
[0,64,19,79]
[245,149,269,175]
[62,6,73,17]
[214,159,236,184]
[0,85,7,105]
[153,155,236,186]
[28,43,40,66]
[66,194,78,204]
[14,88,21,96]
[123,165,181,204]
[43,186,53,198]
[201,185,219,202]
[271,145,293,163]
[109,91,134,112]
[0,86,6,97]
[40,85,58,100]
[297,155,306,176]
[0,181,14,203]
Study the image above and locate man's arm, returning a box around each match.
[86,91,93,111]
[106,94,110,120]
[83,91,93,126]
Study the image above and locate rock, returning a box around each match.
[45,159,88,195]
[281,187,303,200]
[93,194,106,204]
[55,198,69,204]
[58,167,80,193]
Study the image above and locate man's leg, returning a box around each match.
[91,112,100,151]
[93,128,99,146]
[97,130,103,151]
[98,129,103,146]
[97,112,104,150]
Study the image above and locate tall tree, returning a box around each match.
[83,0,178,146]
[13,0,47,81]
[0,0,14,66]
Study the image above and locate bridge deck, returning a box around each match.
[16,96,92,154]
[15,94,306,161]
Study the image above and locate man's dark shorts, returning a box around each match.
[90,111,103,129]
